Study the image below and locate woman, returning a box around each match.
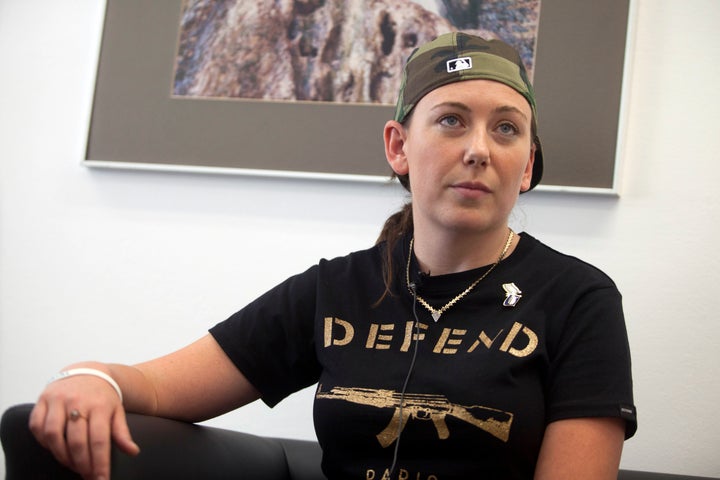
[30,32,636,480]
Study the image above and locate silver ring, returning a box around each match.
[69,409,85,421]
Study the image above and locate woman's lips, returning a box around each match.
[451,181,492,197]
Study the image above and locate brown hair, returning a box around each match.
[374,170,413,305]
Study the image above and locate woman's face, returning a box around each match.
[385,79,536,237]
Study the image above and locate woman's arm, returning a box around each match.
[132,334,261,421]
[29,334,259,480]
[534,417,626,480]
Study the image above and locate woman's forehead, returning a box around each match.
[418,79,533,115]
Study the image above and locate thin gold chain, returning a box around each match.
[406,229,514,322]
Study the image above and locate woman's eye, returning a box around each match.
[497,122,519,135]
[439,115,461,127]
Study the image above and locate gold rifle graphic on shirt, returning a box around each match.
[316,385,513,447]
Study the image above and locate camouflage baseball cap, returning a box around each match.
[394,32,543,191]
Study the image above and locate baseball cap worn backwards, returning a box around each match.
[394,32,543,191]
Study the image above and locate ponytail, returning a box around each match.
[374,195,413,305]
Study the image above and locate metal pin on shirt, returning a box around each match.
[502,283,522,307]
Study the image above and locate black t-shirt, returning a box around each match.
[210,233,637,479]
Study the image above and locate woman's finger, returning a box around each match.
[41,401,73,468]
[65,407,92,476]
[28,400,49,449]
[87,409,114,480]
[111,406,140,456]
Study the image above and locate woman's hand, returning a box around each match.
[28,367,139,480]
[27,335,262,479]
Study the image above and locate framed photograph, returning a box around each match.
[85,0,635,193]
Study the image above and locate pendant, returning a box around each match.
[502,283,522,307]
[431,311,441,322]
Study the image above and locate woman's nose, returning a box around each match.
[463,129,490,166]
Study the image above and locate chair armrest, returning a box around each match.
[10,403,714,480]
[2,403,324,480]
[115,408,292,479]
[2,404,81,479]
[274,437,325,480]
[619,471,719,480]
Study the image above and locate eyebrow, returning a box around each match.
[430,102,529,120]
[494,104,529,120]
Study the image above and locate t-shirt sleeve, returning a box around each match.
[209,265,322,407]
[545,285,637,439]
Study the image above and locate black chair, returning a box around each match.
[2,404,322,479]
[2,403,716,480]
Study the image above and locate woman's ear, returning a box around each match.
[519,143,536,192]
[384,120,409,176]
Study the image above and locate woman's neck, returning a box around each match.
[411,226,519,276]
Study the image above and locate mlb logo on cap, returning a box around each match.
[447,57,472,73]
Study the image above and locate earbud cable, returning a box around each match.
[388,284,422,475]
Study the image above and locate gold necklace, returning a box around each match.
[405,229,514,322]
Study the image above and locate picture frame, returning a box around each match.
[84,0,636,194]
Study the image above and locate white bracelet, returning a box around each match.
[48,368,123,403]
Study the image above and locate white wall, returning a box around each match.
[1,0,719,477]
